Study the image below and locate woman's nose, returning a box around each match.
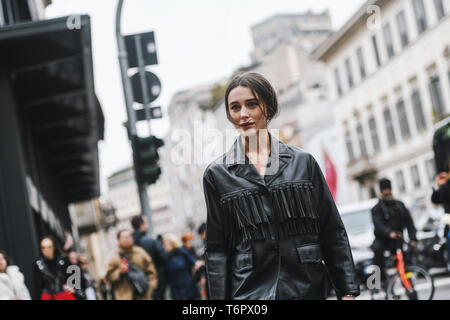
[240,106,249,118]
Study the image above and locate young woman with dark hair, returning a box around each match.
[33,236,76,300]
[0,250,31,300]
[203,72,359,300]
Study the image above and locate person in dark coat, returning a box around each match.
[163,235,200,300]
[371,178,417,284]
[203,73,359,300]
[131,215,168,300]
[431,164,450,272]
[34,236,77,300]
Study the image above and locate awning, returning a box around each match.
[0,15,104,204]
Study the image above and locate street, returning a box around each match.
[329,268,450,300]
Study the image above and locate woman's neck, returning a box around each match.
[242,130,271,157]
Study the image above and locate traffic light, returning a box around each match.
[133,135,164,185]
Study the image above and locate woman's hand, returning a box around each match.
[63,284,75,293]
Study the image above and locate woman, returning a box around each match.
[202,72,359,300]
[34,236,76,300]
[163,235,200,300]
[0,250,31,300]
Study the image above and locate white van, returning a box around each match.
[337,198,378,264]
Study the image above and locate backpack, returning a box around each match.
[121,255,150,298]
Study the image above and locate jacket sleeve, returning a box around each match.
[401,202,417,241]
[431,183,450,206]
[309,155,360,298]
[142,252,158,293]
[153,240,169,266]
[203,168,230,300]
[33,260,43,299]
[105,255,122,284]
[371,205,392,240]
[10,268,31,300]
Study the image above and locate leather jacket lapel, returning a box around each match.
[226,133,293,188]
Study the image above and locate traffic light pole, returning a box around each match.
[115,0,154,236]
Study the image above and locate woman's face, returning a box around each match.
[163,239,174,252]
[227,86,268,137]
[41,238,55,260]
[68,251,78,265]
[0,254,7,273]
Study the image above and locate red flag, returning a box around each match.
[323,149,337,200]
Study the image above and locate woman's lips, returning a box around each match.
[240,122,255,130]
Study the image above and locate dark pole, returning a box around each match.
[115,0,154,236]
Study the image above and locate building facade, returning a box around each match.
[313,0,450,222]
[250,11,332,94]
[105,164,175,237]
[0,1,104,298]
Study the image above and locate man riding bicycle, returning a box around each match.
[370,178,417,287]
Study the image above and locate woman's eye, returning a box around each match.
[230,105,240,111]
[247,102,258,107]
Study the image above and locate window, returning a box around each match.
[334,68,343,96]
[411,164,422,188]
[396,98,411,139]
[411,89,427,131]
[384,108,397,146]
[412,0,428,34]
[345,130,355,161]
[356,47,366,79]
[345,58,354,89]
[372,35,381,67]
[368,117,381,153]
[434,0,445,20]
[425,158,436,182]
[356,124,368,158]
[383,23,395,58]
[0,0,31,25]
[396,11,409,48]
[429,75,446,119]
[396,170,406,193]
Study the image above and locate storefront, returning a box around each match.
[0,15,104,298]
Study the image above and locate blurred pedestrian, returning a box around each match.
[431,163,450,272]
[163,235,200,300]
[131,215,168,300]
[181,232,197,258]
[196,223,207,299]
[371,178,417,287]
[34,236,76,300]
[0,250,31,300]
[66,250,87,300]
[203,72,359,300]
[79,255,97,300]
[105,229,157,300]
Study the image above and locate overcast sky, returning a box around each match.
[45,0,366,194]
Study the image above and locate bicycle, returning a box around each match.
[369,238,435,300]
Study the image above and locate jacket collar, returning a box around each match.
[225,132,293,187]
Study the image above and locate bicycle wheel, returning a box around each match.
[386,265,435,300]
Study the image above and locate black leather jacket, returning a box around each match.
[202,134,359,300]
[33,255,68,295]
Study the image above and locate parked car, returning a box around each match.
[338,199,377,290]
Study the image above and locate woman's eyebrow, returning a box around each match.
[229,98,257,105]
